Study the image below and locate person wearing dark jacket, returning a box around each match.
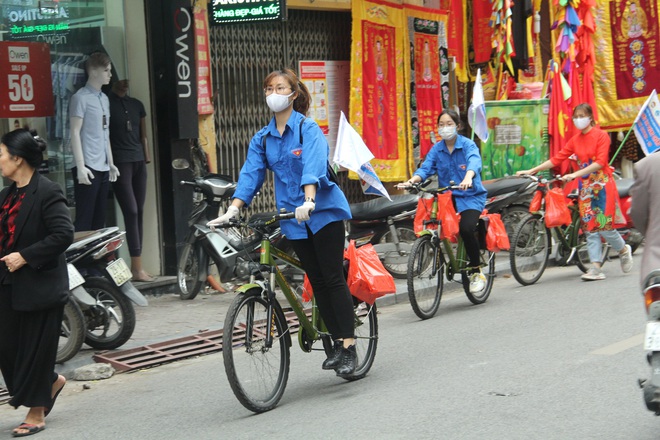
[0,129,74,437]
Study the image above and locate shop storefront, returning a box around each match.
[0,0,161,274]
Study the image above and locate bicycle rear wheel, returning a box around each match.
[341,300,378,381]
[509,214,551,286]
[223,288,290,413]
[464,248,495,304]
[407,235,443,320]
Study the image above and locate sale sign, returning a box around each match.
[0,42,54,118]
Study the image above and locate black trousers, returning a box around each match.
[0,286,62,409]
[113,161,148,257]
[290,221,355,339]
[459,209,482,270]
[72,167,110,231]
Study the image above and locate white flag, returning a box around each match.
[633,89,660,156]
[467,68,489,142]
[334,112,391,200]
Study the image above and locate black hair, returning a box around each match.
[437,109,461,127]
[1,128,47,169]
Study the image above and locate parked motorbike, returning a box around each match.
[65,227,147,350]
[347,194,418,278]
[482,176,538,239]
[173,159,292,300]
[56,264,88,363]
[640,270,660,414]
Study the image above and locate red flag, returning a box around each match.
[548,62,571,175]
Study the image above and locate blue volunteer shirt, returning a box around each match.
[414,134,487,213]
[232,110,351,239]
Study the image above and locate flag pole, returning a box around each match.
[609,124,634,166]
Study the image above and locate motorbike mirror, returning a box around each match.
[172,158,190,170]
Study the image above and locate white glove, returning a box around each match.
[76,166,94,185]
[109,164,120,182]
[207,205,240,228]
[295,201,315,223]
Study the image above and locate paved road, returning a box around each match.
[1,252,658,439]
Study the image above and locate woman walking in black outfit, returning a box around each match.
[0,129,74,437]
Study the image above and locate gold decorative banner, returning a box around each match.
[405,6,448,160]
[350,0,411,181]
[593,0,660,131]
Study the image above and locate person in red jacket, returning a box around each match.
[517,103,633,281]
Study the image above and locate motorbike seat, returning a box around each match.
[350,194,418,221]
[482,177,530,198]
[615,177,634,198]
[67,227,121,251]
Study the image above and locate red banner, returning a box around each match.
[610,0,660,99]
[413,32,442,157]
[362,21,398,160]
[472,0,492,64]
[0,42,53,118]
[194,5,214,115]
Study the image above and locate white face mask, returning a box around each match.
[439,126,457,141]
[266,92,294,113]
[573,117,591,130]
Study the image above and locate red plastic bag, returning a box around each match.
[484,213,510,252]
[529,190,542,213]
[302,274,313,302]
[345,241,396,304]
[544,187,572,228]
[414,196,436,234]
[436,192,460,241]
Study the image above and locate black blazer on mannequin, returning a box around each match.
[0,172,74,311]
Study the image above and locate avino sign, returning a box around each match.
[209,0,286,25]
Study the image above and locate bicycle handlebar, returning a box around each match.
[406,180,461,195]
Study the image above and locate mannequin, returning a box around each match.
[109,79,153,281]
[69,52,119,231]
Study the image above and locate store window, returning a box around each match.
[0,0,127,214]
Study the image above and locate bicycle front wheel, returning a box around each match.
[223,288,290,413]
[509,214,550,286]
[341,300,379,381]
[407,235,443,320]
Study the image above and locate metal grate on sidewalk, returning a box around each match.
[0,387,9,405]
[93,309,309,373]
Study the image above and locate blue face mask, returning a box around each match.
[439,126,457,141]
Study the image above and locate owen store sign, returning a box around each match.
[0,42,54,118]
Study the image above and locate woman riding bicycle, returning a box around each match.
[207,69,357,377]
[397,109,488,293]
[516,103,633,281]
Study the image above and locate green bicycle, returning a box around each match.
[509,175,591,286]
[405,183,496,320]
[219,211,378,413]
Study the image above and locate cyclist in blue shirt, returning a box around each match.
[208,69,357,377]
[398,109,488,293]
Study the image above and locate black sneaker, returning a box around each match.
[335,345,357,378]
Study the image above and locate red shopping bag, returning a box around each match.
[345,241,396,304]
[544,187,572,228]
[436,192,460,241]
[302,275,313,302]
[414,196,436,234]
[484,213,510,252]
[529,190,542,213]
